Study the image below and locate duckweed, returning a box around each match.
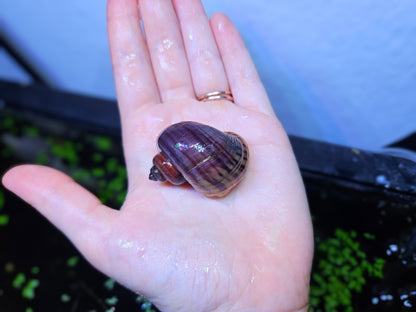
[30,266,40,275]
[0,214,9,226]
[12,273,26,289]
[92,167,106,178]
[66,256,80,268]
[22,278,40,300]
[60,293,71,303]
[309,229,385,312]
[92,152,104,163]
[51,141,80,167]
[137,295,155,312]
[0,190,4,209]
[105,295,119,306]
[104,278,116,291]
[95,136,112,151]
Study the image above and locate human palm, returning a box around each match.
[2,0,313,311]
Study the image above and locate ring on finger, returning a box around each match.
[197,91,234,103]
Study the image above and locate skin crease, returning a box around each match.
[1,0,314,311]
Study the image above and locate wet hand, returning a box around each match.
[2,0,313,311]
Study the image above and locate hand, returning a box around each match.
[2,0,313,311]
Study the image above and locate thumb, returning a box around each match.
[2,164,117,267]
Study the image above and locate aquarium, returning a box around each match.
[1,81,415,311]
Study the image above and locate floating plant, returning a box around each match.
[309,229,386,312]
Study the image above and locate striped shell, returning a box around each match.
[149,121,249,197]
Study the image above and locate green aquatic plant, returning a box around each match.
[104,278,116,291]
[12,273,27,289]
[66,255,80,268]
[51,140,80,167]
[0,214,9,226]
[137,295,156,312]
[0,190,6,226]
[309,229,385,312]
[0,112,151,310]
[21,279,40,300]
[0,190,4,209]
[12,272,40,300]
[60,293,71,303]
[105,295,119,306]
[95,136,112,151]
[22,125,39,137]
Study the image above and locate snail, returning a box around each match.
[149,121,249,197]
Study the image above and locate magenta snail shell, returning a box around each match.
[149,121,249,197]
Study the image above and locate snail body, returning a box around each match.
[149,121,249,197]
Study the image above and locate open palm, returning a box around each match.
[2,0,313,311]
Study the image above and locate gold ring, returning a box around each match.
[197,91,234,103]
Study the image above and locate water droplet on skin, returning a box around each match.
[162,39,173,50]
[122,241,134,248]
[118,52,139,87]
[137,246,146,260]
[217,21,225,31]
[122,76,136,87]
[117,239,135,249]
[125,53,136,61]
[157,39,176,71]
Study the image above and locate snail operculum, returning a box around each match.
[148,121,249,198]
[149,152,186,185]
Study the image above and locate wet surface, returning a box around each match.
[1,109,416,311]
[307,174,416,311]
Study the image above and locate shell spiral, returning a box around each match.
[149,121,249,197]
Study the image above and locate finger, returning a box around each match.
[107,0,160,113]
[1,165,117,266]
[107,0,164,181]
[210,13,275,116]
[139,0,194,101]
[172,0,229,99]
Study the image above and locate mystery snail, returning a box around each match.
[149,121,249,197]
